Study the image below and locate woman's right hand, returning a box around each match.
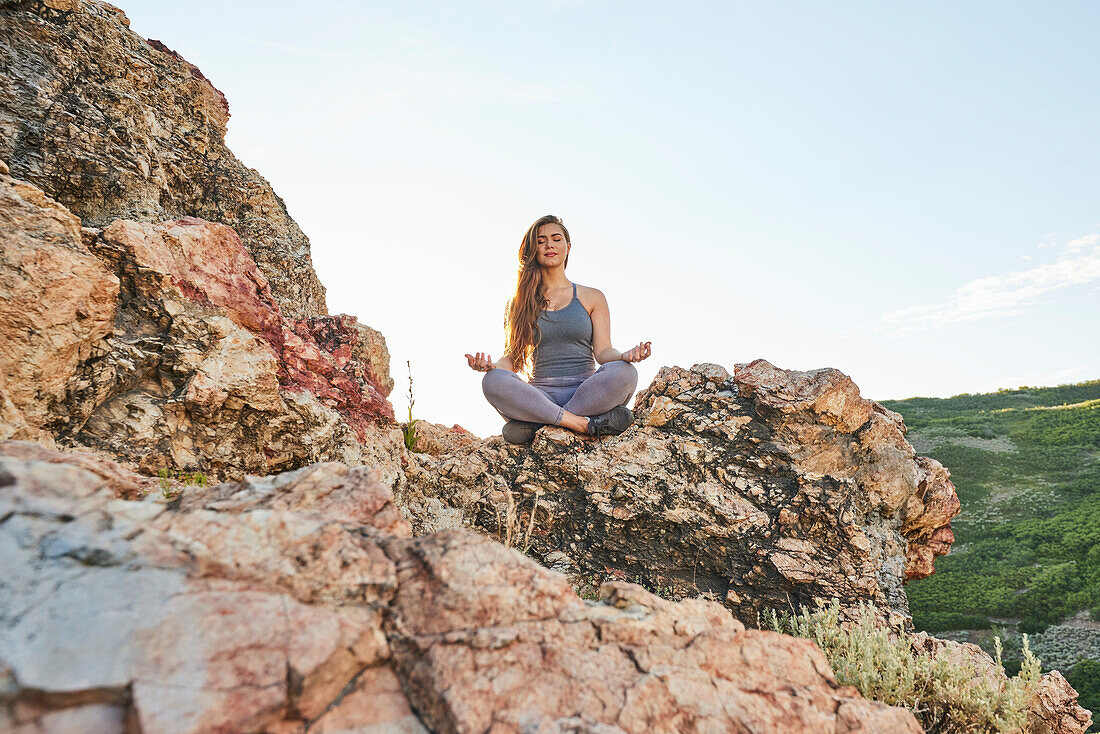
[464,352,495,372]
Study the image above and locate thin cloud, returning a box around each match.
[872,234,1100,338]
[1066,233,1099,254]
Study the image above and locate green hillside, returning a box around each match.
[881,379,1100,726]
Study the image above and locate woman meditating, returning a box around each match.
[465,214,652,444]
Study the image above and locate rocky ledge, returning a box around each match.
[404,360,960,628]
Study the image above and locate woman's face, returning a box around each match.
[535,223,569,269]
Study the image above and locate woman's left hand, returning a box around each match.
[621,341,652,363]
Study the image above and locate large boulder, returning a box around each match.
[0,441,415,733]
[0,167,395,480]
[403,360,961,628]
[0,440,923,733]
[0,0,325,317]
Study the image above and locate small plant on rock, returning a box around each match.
[157,467,175,500]
[156,467,207,501]
[403,359,419,451]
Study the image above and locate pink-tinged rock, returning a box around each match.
[99,217,286,352]
[0,445,415,733]
[308,666,427,733]
[0,169,118,441]
[300,314,395,397]
[410,420,479,456]
[0,439,152,499]
[284,315,396,435]
[96,216,394,437]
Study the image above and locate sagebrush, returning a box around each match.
[763,599,1042,733]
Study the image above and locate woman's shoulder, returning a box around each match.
[575,283,607,311]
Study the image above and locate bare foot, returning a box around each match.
[559,410,589,434]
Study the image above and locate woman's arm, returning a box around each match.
[588,287,652,364]
[588,288,624,364]
[589,290,633,365]
[466,300,518,372]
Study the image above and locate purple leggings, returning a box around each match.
[482,360,640,425]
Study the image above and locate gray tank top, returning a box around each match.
[531,282,596,378]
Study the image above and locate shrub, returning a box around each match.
[762,599,1042,733]
[1018,619,1050,636]
[1065,659,1100,729]
[913,611,993,634]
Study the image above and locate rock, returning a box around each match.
[0,442,415,733]
[0,0,325,317]
[0,439,152,499]
[0,442,922,733]
[0,170,394,480]
[1027,670,1093,734]
[89,215,394,433]
[283,314,396,439]
[0,168,118,444]
[408,420,478,456]
[297,315,395,399]
[382,530,920,733]
[402,360,960,627]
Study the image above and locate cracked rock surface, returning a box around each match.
[0,440,922,733]
[0,165,395,481]
[0,0,325,318]
[403,360,962,628]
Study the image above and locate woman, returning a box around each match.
[465,214,652,444]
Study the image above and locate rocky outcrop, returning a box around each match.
[0,166,394,480]
[0,441,927,733]
[403,360,961,628]
[0,0,326,317]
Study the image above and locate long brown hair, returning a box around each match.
[504,214,571,377]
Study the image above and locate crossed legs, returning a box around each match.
[482,360,640,429]
[482,368,567,425]
[562,360,638,416]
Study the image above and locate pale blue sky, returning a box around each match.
[123,1,1099,437]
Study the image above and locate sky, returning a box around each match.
[122,1,1100,438]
